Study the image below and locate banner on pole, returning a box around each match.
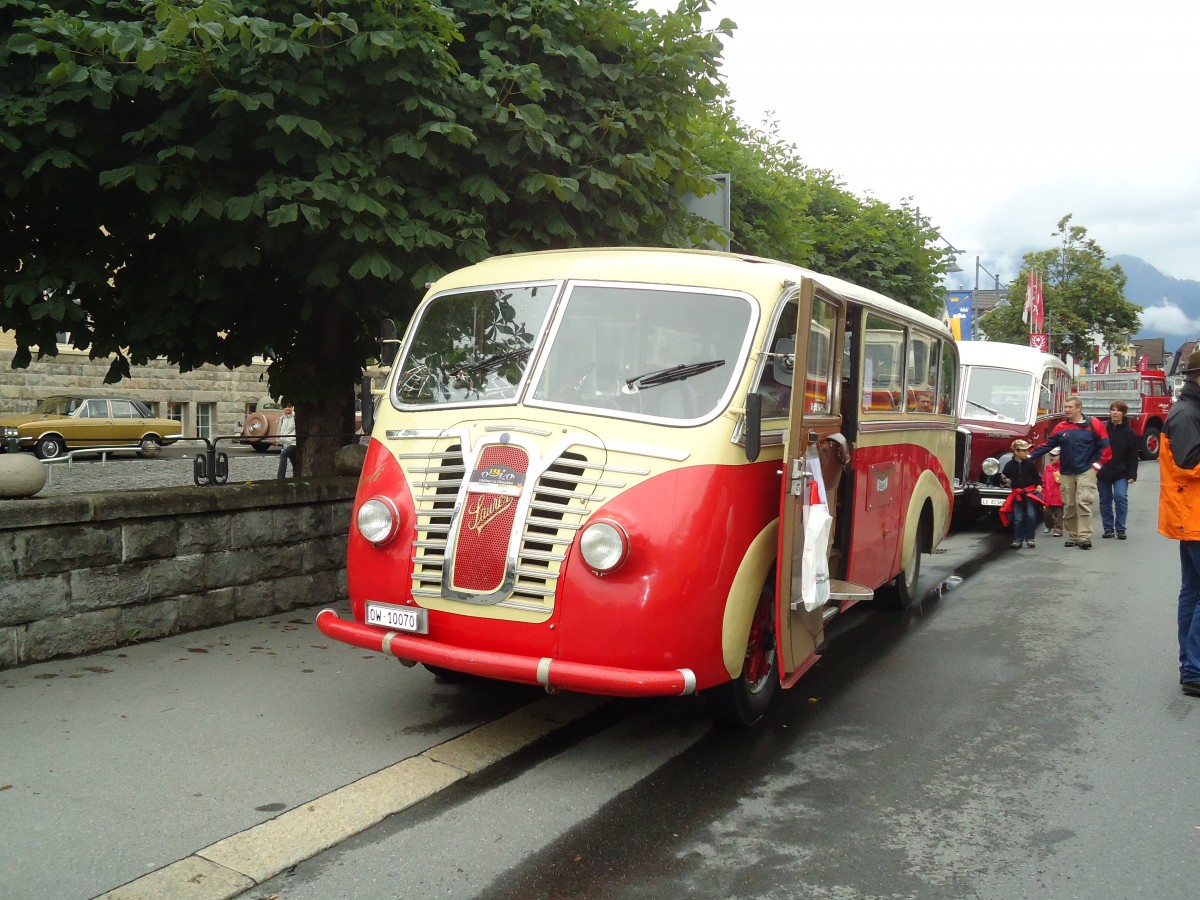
[1030,333,1048,352]
[945,291,973,341]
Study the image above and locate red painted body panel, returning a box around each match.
[843,439,952,588]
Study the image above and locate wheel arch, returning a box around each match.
[900,469,949,574]
[720,520,778,680]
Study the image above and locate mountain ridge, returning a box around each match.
[1110,254,1200,350]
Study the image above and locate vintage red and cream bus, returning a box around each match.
[317,248,958,724]
[953,340,1072,515]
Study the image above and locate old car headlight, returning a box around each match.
[981,457,1001,477]
[2,426,16,438]
[579,520,629,573]
[357,497,400,545]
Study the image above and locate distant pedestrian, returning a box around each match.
[1030,396,1108,549]
[1097,400,1139,539]
[1041,447,1064,536]
[1000,439,1043,549]
[1159,348,1200,697]
[277,403,298,478]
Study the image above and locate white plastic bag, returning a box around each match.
[800,503,833,611]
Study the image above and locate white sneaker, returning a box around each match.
[1043,528,1051,534]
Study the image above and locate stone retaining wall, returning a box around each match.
[0,477,356,669]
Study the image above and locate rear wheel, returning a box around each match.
[1140,426,1161,460]
[882,509,931,610]
[711,582,779,727]
[34,434,66,460]
[250,441,270,453]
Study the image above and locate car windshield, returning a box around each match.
[32,397,83,415]
[961,367,1034,423]
[394,284,557,406]
[530,283,752,421]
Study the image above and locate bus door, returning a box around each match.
[775,280,845,683]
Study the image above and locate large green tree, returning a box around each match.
[691,103,956,317]
[1,0,728,472]
[979,215,1140,360]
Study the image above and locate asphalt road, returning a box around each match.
[3,464,1195,899]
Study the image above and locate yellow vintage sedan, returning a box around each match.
[0,396,185,460]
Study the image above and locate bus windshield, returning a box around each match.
[395,284,557,406]
[962,367,1034,422]
[530,283,753,421]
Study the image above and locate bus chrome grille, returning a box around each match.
[406,440,626,614]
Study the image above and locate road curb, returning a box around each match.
[94,692,608,899]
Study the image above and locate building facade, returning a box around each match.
[0,330,272,442]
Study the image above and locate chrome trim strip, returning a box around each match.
[483,424,553,436]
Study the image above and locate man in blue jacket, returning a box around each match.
[1031,396,1109,549]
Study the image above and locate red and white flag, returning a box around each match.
[1033,273,1045,333]
[1022,271,1034,326]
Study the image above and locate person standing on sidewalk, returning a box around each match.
[276,403,298,478]
[1097,400,1139,539]
[1159,349,1200,697]
[1031,396,1108,549]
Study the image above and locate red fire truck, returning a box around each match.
[1075,370,1171,459]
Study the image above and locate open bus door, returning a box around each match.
[775,279,871,686]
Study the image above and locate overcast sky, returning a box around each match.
[641,0,1200,304]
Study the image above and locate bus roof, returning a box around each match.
[956,340,1070,373]
[428,247,951,336]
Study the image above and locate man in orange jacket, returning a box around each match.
[1160,348,1200,697]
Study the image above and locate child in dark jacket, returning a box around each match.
[1001,439,1043,549]
[1097,400,1139,538]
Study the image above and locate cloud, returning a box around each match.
[1138,302,1200,336]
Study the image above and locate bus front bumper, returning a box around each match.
[315,609,697,698]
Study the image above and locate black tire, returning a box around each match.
[711,582,779,727]
[882,509,931,610]
[1140,426,1161,461]
[136,435,163,458]
[250,441,270,453]
[34,434,66,460]
[422,663,479,683]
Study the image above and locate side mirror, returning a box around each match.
[745,391,762,462]
[359,376,374,436]
[380,319,399,367]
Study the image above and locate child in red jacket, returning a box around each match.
[1041,447,1063,536]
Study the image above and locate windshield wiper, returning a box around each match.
[622,359,725,393]
[453,347,530,378]
[966,398,1000,415]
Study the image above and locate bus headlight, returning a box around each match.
[357,497,401,545]
[981,457,1001,477]
[579,520,630,574]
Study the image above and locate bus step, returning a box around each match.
[827,579,874,602]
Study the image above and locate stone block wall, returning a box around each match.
[0,477,357,669]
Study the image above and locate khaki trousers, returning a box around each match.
[1060,469,1097,542]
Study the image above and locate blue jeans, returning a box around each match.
[1097,478,1129,533]
[1180,541,1200,683]
[1012,497,1039,543]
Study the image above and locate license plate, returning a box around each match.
[980,497,1004,507]
[366,602,428,634]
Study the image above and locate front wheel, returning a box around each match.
[34,434,66,460]
[711,582,779,727]
[1140,426,1161,461]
